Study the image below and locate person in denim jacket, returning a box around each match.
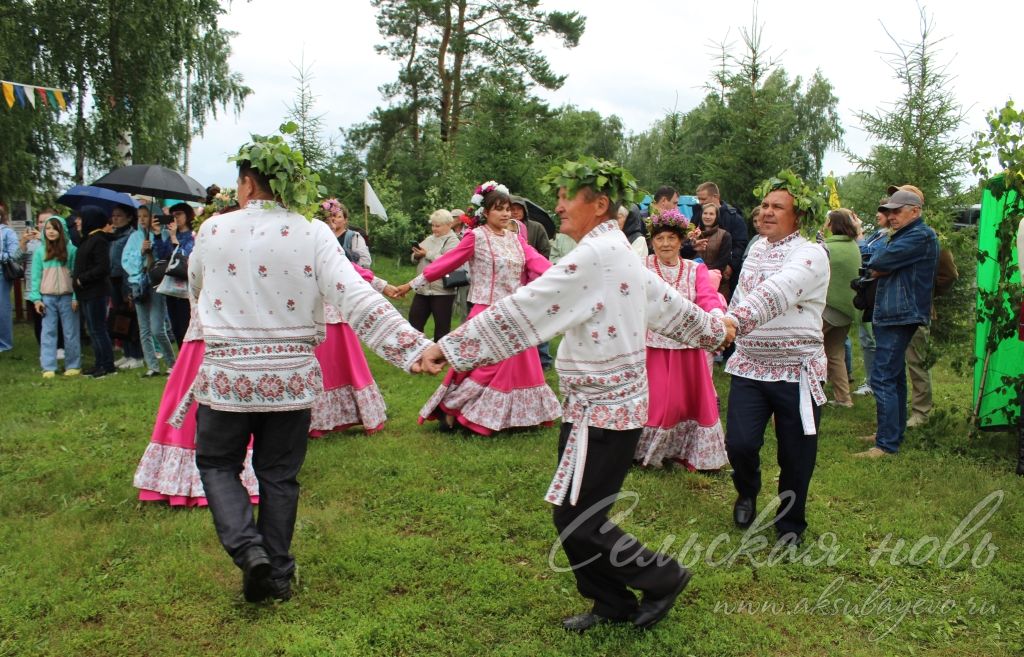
[855,189,938,457]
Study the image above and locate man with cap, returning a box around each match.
[855,188,938,458]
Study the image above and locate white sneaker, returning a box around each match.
[853,383,873,396]
[57,348,65,360]
[118,357,144,370]
[114,356,128,368]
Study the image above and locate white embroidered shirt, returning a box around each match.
[437,220,726,505]
[187,202,431,413]
[725,230,830,434]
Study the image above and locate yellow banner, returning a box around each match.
[2,82,13,109]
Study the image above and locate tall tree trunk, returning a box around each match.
[74,76,87,185]
[437,1,453,143]
[448,0,467,149]
[407,10,420,144]
[183,64,193,173]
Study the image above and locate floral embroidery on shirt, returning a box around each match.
[252,374,285,401]
[280,226,290,237]
[286,299,296,311]
[619,282,630,296]
[231,375,254,401]
[213,299,223,311]
[547,304,560,316]
[258,265,268,278]
[303,265,313,278]
[607,325,617,338]
[227,263,236,276]
[566,263,578,274]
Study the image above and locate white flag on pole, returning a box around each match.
[364,179,388,221]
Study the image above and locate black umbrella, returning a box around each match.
[92,164,206,202]
[521,197,556,238]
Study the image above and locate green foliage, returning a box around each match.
[229,123,327,211]
[1,0,249,192]
[846,8,968,203]
[539,156,640,206]
[283,56,332,171]
[968,101,1024,426]
[753,169,829,236]
[371,0,585,147]
[623,16,842,211]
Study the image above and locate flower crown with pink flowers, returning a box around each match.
[320,198,344,216]
[468,180,510,224]
[647,208,689,232]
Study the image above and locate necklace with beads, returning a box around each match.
[654,257,684,287]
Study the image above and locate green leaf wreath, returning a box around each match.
[752,169,829,237]
[228,122,327,211]
[539,156,641,206]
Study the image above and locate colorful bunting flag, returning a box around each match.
[0,79,68,111]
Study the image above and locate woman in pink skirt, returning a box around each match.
[309,260,390,437]
[134,304,260,506]
[634,209,729,470]
[134,207,258,506]
[394,181,561,435]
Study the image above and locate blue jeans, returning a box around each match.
[538,341,553,369]
[0,275,12,351]
[844,337,853,381]
[870,324,918,453]
[40,294,81,371]
[82,296,114,370]
[135,292,177,371]
[858,321,875,384]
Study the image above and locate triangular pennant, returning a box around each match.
[46,89,58,109]
[12,84,26,108]
[23,86,35,108]
[53,89,66,110]
[2,82,13,109]
[36,87,48,104]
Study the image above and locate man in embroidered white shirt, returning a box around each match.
[189,146,438,604]
[420,158,734,633]
[723,173,830,547]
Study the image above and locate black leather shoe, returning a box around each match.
[733,496,756,528]
[267,576,293,602]
[632,567,693,629]
[561,612,625,633]
[240,546,272,603]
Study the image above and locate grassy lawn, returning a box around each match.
[1,260,1021,656]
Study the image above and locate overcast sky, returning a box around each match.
[187,0,1023,194]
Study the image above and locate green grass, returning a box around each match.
[1,266,1022,656]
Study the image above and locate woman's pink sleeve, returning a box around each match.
[694,263,726,313]
[421,230,476,282]
[521,234,552,283]
[350,262,375,283]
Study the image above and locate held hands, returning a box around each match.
[719,316,738,351]
[413,344,448,375]
[391,283,413,299]
[382,284,401,299]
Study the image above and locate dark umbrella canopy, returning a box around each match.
[521,197,556,238]
[57,185,139,214]
[93,164,206,202]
